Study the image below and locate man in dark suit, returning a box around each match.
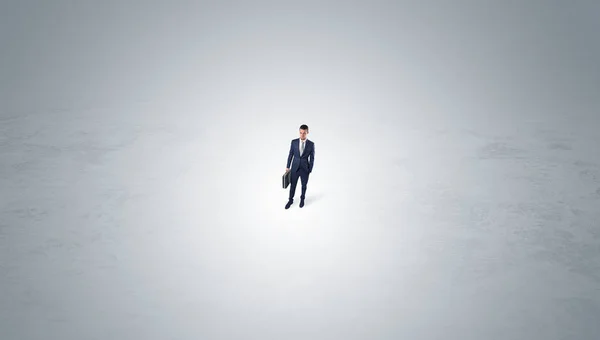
[285,124,315,209]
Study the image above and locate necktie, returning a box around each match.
[301,140,305,155]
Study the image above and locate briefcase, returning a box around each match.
[282,169,291,188]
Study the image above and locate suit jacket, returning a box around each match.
[287,138,315,173]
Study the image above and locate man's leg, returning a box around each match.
[300,168,310,200]
[288,169,300,200]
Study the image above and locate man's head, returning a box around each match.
[299,124,309,140]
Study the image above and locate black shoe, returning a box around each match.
[285,200,293,209]
[299,199,305,208]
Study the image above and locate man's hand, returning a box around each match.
[285,168,290,172]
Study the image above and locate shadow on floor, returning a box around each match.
[307,192,324,205]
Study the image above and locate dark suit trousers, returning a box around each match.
[289,167,309,200]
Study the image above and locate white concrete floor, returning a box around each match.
[1,1,599,339]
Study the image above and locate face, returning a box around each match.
[299,129,308,140]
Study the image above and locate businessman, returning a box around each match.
[285,124,315,209]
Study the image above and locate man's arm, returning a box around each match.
[286,140,294,169]
[308,142,315,173]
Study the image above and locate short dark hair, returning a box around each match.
[299,124,309,131]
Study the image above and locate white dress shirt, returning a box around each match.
[299,138,307,156]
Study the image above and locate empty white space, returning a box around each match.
[1,1,599,339]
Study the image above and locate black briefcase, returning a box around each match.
[282,169,291,188]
